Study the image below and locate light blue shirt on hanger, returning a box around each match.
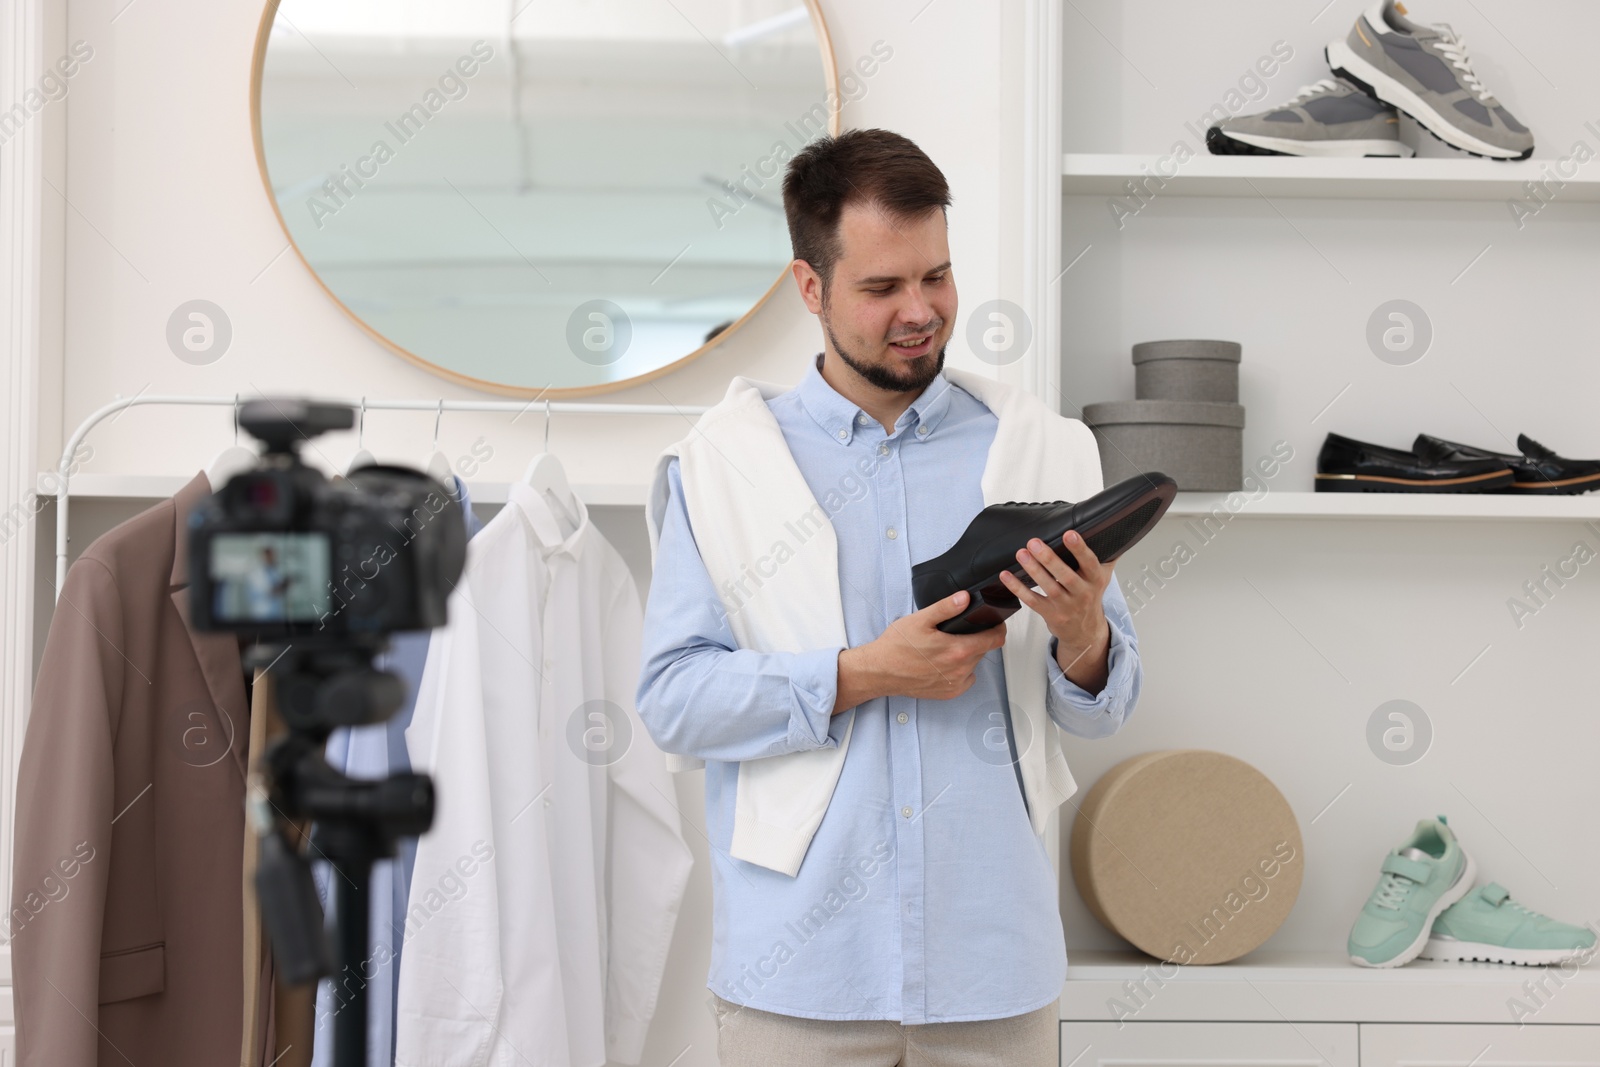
[636,352,1142,1024]
[310,473,484,1067]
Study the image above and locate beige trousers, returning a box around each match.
[711,993,1060,1067]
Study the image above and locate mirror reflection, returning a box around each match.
[254,0,835,394]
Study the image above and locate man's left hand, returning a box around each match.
[997,530,1111,693]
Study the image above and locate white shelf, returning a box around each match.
[1061,153,1600,201]
[38,476,1600,522]
[1167,489,1600,522]
[1061,949,1600,1024]
[37,472,652,507]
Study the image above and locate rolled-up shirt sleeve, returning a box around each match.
[1044,578,1141,739]
[636,457,846,762]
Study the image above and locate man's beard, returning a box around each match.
[823,310,945,394]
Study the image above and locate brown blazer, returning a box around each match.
[11,470,305,1067]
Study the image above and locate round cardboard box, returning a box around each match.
[1070,750,1302,964]
[1082,399,1245,491]
[1132,339,1242,403]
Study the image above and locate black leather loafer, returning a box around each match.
[912,473,1177,634]
[1413,433,1600,495]
[1316,431,1513,493]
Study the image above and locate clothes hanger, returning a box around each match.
[203,394,258,492]
[346,395,376,474]
[423,399,454,488]
[520,399,581,537]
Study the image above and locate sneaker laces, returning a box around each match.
[1283,78,1344,106]
[1373,871,1417,910]
[1431,26,1493,102]
[1502,895,1541,918]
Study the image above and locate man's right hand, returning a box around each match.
[832,590,1007,714]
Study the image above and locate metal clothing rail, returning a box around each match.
[52,393,711,599]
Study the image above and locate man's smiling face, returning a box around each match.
[803,200,957,396]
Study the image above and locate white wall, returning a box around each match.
[46,1,1021,487]
[11,2,1055,1065]
[1057,0,1600,958]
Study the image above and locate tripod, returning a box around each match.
[248,639,434,1067]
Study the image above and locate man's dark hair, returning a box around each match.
[781,128,951,302]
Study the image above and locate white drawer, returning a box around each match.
[1361,1024,1600,1066]
[1062,1021,1358,1067]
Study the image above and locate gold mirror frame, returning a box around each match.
[248,0,841,398]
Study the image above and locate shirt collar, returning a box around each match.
[508,480,588,560]
[797,351,955,446]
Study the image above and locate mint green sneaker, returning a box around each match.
[1418,882,1599,966]
[1348,815,1476,968]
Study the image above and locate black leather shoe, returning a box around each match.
[1316,432,1513,493]
[912,473,1177,634]
[1413,433,1600,495]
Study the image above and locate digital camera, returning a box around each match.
[187,399,467,641]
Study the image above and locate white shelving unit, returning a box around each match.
[1053,7,1600,1064]
[1062,153,1600,202]
[1060,950,1600,1067]
[1058,156,1600,526]
[1060,949,1600,1024]
[1166,489,1600,522]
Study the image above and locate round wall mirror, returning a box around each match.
[250,0,838,396]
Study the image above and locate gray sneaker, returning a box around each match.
[1326,0,1533,160]
[1207,77,1412,157]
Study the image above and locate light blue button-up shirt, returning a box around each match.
[636,352,1141,1023]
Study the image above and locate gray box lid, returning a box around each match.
[1131,339,1242,364]
[1082,398,1246,428]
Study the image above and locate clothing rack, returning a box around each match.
[52,393,711,599]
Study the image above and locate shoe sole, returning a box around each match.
[1418,936,1596,966]
[1315,469,1517,492]
[1350,847,1477,969]
[1326,40,1532,161]
[927,474,1177,635]
[1206,125,1413,158]
[1506,470,1600,495]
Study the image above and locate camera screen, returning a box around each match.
[208,532,331,623]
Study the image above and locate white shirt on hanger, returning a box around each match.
[396,479,693,1067]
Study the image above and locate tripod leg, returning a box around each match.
[332,858,371,1067]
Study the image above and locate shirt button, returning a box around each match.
[917,425,929,436]
[857,413,869,424]
[877,444,888,456]
[897,712,909,724]
[886,527,897,540]
[901,806,912,818]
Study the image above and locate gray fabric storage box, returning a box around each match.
[1133,340,1241,402]
[1082,399,1245,491]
